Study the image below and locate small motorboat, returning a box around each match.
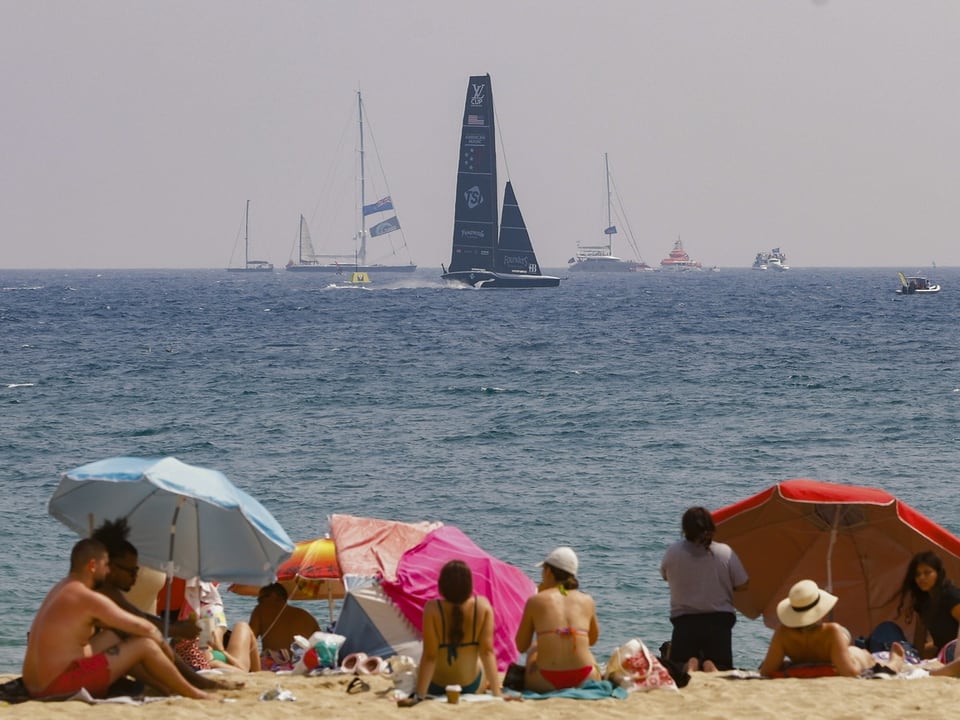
[897,272,940,295]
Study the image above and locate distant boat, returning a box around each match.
[897,271,940,294]
[227,200,274,272]
[753,248,789,271]
[441,74,559,289]
[659,237,702,271]
[286,91,416,274]
[569,153,651,273]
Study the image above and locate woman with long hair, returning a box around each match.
[398,560,500,705]
[897,550,960,659]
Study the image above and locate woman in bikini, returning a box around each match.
[759,579,906,677]
[398,560,500,706]
[515,546,601,692]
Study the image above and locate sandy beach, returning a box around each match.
[5,668,960,720]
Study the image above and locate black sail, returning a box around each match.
[495,181,542,276]
[448,74,498,273]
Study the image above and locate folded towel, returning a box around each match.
[519,680,627,700]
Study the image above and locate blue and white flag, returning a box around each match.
[363,196,394,216]
[604,225,618,235]
[369,216,400,237]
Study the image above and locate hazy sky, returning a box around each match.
[2,1,958,270]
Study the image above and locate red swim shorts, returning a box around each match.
[34,653,112,699]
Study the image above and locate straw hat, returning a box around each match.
[777,579,838,627]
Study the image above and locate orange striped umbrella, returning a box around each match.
[230,536,345,602]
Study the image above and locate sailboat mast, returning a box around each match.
[604,153,612,253]
[298,214,304,264]
[357,91,367,267]
[244,199,250,266]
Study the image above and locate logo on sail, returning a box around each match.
[464,185,484,209]
[470,83,486,107]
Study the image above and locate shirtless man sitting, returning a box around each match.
[515,547,602,692]
[759,579,905,678]
[22,538,212,700]
[248,583,319,667]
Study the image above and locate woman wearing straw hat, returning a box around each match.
[759,579,906,677]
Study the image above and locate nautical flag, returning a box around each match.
[604,225,618,235]
[362,196,394,216]
[369,216,400,237]
[467,114,484,126]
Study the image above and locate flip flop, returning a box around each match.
[360,655,385,675]
[341,652,367,674]
[346,676,370,694]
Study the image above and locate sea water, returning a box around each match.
[1,267,958,673]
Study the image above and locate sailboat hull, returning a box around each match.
[227,264,274,273]
[442,269,560,289]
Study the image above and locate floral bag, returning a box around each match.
[605,638,678,692]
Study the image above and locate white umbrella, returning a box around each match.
[49,456,295,634]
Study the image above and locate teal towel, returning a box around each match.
[519,679,627,700]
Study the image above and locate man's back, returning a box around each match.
[251,603,319,652]
[23,578,103,692]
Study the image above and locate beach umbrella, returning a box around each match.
[713,478,960,639]
[49,455,295,631]
[328,514,443,661]
[381,525,537,670]
[230,536,345,621]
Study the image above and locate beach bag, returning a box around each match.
[605,638,678,691]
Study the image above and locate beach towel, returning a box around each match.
[518,679,627,700]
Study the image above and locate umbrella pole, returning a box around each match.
[163,498,185,639]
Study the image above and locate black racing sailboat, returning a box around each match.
[441,74,559,289]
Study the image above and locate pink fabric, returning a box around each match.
[329,514,442,580]
[380,526,536,671]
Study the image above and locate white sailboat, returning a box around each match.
[227,200,273,272]
[569,153,650,272]
[286,92,416,274]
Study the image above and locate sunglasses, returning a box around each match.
[112,562,140,575]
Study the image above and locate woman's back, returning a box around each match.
[527,588,598,669]
[425,597,485,686]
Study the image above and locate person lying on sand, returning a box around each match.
[22,538,213,700]
[759,579,906,678]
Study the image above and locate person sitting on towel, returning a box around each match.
[398,559,501,706]
[22,538,212,700]
[248,582,320,668]
[515,546,602,691]
[759,579,906,677]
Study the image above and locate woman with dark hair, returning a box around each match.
[897,551,960,660]
[398,560,500,706]
[515,546,601,692]
[660,506,749,672]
